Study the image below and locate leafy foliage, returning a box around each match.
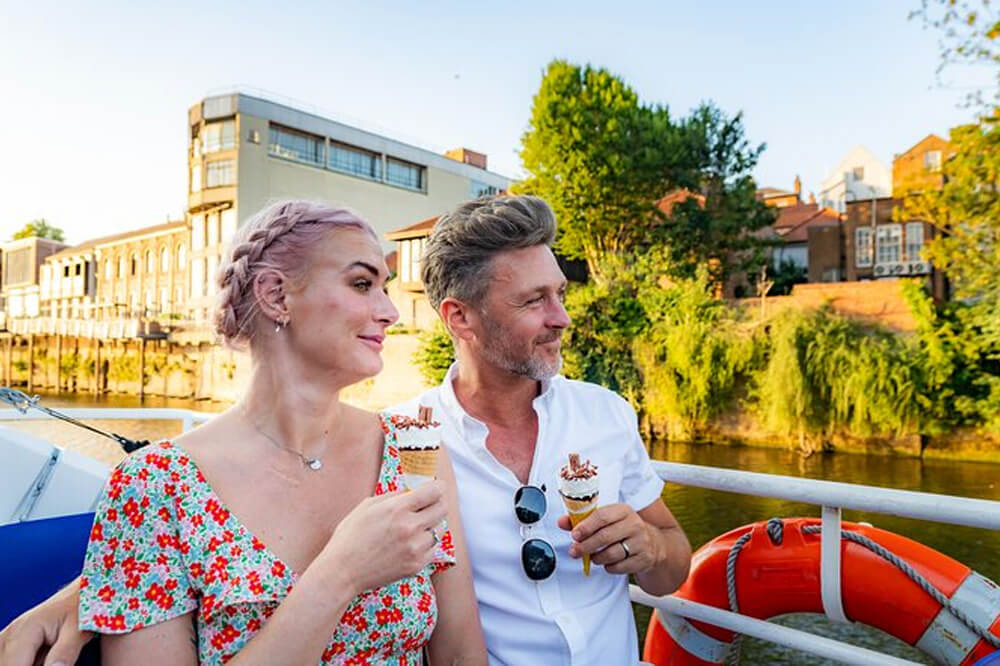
[13,218,65,241]
[412,322,454,386]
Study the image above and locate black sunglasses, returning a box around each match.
[514,484,556,581]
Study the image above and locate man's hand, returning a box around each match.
[558,503,659,575]
[558,499,692,596]
[0,580,93,666]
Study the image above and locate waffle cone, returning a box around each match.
[561,493,598,576]
[399,447,439,479]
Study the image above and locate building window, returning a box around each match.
[221,209,236,245]
[386,157,424,191]
[104,259,112,280]
[63,265,70,277]
[160,287,170,312]
[206,160,235,188]
[268,124,325,165]
[855,228,873,268]
[146,250,155,273]
[207,212,219,246]
[177,244,186,270]
[203,120,236,153]
[925,150,942,172]
[190,164,201,193]
[160,247,170,272]
[329,141,379,179]
[852,166,865,181]
[876,224,902,264]
[470,180,500,199]
[75,263,82,276]
[905,222,925,261]
[191,214,205,251]
[131,254,138,276]
[400,240,411,282]
[118,256,126,278]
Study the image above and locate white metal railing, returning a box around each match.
[630,460,1000,665]
[0,407,216,433]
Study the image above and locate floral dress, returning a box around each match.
[79,414,455,665]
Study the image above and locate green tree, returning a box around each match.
[657,104,776,286]
[901,119,1000,350]
[517,60,691,284]
[13,218,65,242]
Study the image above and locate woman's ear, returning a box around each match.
[253,269,289,325]
[440,297,477,342]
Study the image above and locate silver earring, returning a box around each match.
[275,317,288,332]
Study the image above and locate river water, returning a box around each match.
[8,392,999,663]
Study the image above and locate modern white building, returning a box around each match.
[817,146,892,214]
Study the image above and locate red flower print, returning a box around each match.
[322,642,346,660]
[90,522,104,542]
[140,496,150,509]
[251,536,266,551]
[177,455,188,466]
[382,594,394,607]
[128,512,143,528]
[156,553,168,566]
[128,597,139,610]
[208,536,222,552]
[163,483,175,497]
[271,561,286,577]
[97,585,115,602]
[247,618,261,632]
[102,553,115,570]
[109,614,126,631]
[222,530,234,543]
[165,579,178,591]
[191,514,203,527]
[107,537,119,550]
[189,562,204,579]
[399,582,411,596]
[80,576,89,589]
[229,545,241,557]
[158,507,172,522]
[137,468,150,481]
[417,592,431,613]
[125,574,141,590]
[158,441,171,450]
[106,508,118,522]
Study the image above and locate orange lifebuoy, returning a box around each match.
[643,518,1000,666]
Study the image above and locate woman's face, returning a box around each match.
[283,227,399,383]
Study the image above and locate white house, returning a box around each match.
[817,146,892,214]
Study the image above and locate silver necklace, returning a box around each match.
[245,412,327,471]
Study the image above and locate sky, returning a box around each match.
[0,0,989,244]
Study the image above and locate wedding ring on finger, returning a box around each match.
[620,540,632,559]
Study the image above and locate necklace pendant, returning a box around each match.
[306,458,323,471]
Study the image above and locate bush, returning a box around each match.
[413,323,454,386]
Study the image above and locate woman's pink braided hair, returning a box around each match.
[213,200,377,349]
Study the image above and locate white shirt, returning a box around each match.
[392,363,664,666]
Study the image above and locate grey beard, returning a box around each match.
[480,336,562,381]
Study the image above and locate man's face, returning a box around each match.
[474,245,571,380]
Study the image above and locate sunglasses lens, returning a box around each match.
[514,485,547,525]
[521,538,556,581]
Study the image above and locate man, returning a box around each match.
[0,195,690,665]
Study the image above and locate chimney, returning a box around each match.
[808,192,816,205]
[445,148,487,169]
[794,174,802,197]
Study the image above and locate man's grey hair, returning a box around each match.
[421,195,557,310]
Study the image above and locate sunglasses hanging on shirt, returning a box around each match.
[514,484,556,581]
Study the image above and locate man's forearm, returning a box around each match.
[635,524,692,597]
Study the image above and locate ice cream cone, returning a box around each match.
[561,493,599,575]
[558,452,600,576]
[398,447,439,488]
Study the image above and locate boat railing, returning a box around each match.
[630,461,1000,665]
[0,407,216,434]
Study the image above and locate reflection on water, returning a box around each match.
[6,394,998,663]
[634,441,1000,664]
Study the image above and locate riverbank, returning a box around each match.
[684,408,1000,464]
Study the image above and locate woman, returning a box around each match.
[76,201,485,664]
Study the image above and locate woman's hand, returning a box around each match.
[309,480,448,597]
[0,579,93,666]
